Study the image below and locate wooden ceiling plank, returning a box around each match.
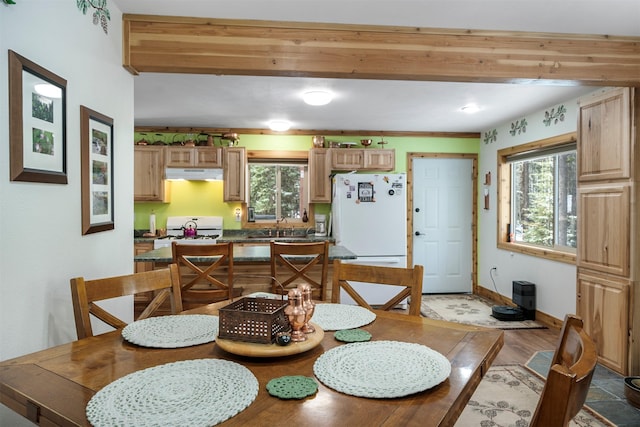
[123,15,640,86]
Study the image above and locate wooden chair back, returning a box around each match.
[172,241,235,309]
[331,260,424,316]
[270,240,330,300]
[530,314,598,427]
[70,264,183,339]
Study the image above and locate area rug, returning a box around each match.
[420,294,546,329]
[455,365,614,427]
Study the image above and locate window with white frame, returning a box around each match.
[497,133,577,262]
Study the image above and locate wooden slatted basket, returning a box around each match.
[218,297,290,344]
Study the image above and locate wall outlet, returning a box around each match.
[491,266,498,276]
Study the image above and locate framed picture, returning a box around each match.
[80,105,114,235]
[8,50,67,183]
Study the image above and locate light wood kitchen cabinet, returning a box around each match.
[363,149,395,170]
[577,183,630,277]
[330,148,395,171]
[134,146,167,202]
[223,146,246,202]
[166,146,223,168]
[577,271,629,374]
[309,148,396,202]
[134,241,154,273]
[331,149,364,170]
[576,87,638,376]
[309,148,332,203]
[578,88,631,182]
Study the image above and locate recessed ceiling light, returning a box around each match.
[303,90,333,106]
[34,83,62,99]
[460,104,481,114]
[268,120,292,131]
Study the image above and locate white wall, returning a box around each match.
[477,90,606,320]
[0,0,133,364]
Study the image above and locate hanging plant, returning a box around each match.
[77,0,111,34]
[2,0,17,4]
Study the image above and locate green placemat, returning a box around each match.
[266,376,318,400]
[334,328,372,343]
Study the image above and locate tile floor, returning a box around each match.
[527,351,640,427]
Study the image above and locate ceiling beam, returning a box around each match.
[133,126,479,139]
[123,14,640,86]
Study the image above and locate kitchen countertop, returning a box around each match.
[134,244,356,263]
[134,230,334,244]
[217,235,334,244]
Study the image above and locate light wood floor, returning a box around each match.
[493,327,560,365]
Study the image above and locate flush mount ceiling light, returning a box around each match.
[268,120,292,132]
[303,90,333,106]
[34,83,62,99]
[460,104,481,114]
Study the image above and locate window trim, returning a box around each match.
[241,150,314,229]
[497,132,577,264]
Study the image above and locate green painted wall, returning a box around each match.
[133,132,479,230]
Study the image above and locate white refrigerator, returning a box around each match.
[331,172,408,307]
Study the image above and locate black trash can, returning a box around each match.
[512,280,536,320]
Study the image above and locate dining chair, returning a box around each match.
[171,241,235,309]
[331,260,424,316]
[530,314,598,427]
[270,240,330,301]
[70,264,183,339]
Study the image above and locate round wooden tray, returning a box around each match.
[216,324,324,358]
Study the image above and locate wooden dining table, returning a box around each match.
[0,301,503,427]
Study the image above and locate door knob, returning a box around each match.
[415,231,423,236]
[415,208,420,212]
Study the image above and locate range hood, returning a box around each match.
[165,168,223,181]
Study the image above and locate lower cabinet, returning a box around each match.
[134,242,154,273]
[577,270,630,374]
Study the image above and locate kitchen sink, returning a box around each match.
[246,235,313,240]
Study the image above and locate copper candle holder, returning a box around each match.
[298,283,316,334]
[284,289,307,342]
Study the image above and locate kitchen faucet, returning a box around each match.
[275,216,287,237]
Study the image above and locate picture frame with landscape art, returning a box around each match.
[8,50,67,184]
[80,106,114,235]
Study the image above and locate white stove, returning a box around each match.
[153,216,223,249]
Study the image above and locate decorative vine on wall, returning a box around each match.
[77,0,111,34]
[509,118,528,136]
[543,105,567,126]
[483,129,498,144]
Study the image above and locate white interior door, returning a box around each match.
[412,157,473,293]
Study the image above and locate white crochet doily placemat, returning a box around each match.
[313,340,451,398]
[311,304,376,331]
[122,315,219,348]
[86,359,258,427]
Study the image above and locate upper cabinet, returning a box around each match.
[134,146,167,202]
[309,148,332,203]
[578,88,631,182]
[223,147,246,202]
[310,148,395,202]
[166,146,223,168]
[329,148,395,171]
[332,149,364,170]
[364,149,395,170]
